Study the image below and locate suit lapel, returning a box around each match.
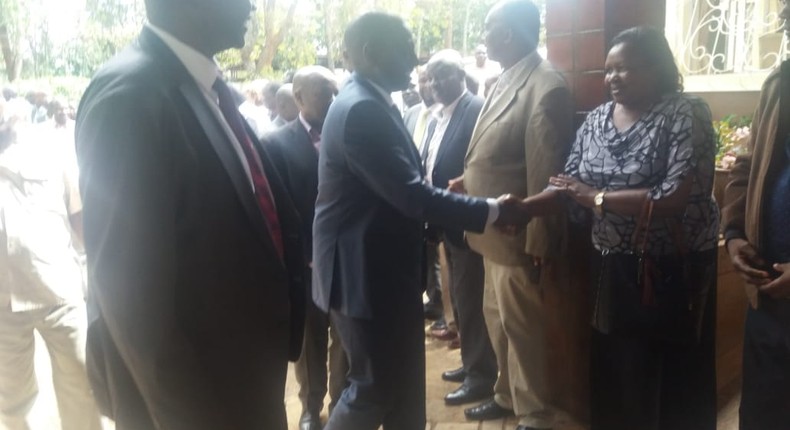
[179,82,282,261]
[434,92,470,170]
[467,54,543,157]
[291,121,319,165]
[140,27,285,265]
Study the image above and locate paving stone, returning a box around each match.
[479,418,506,430]
[434,423,480,430]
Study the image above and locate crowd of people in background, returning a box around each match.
[2,0,790,430]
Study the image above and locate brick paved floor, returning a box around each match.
[29,327,739,430]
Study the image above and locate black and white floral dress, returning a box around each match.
[564,94,719,256]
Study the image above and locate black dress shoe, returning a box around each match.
[445,383,494,405]
[464,399,514,421]
[515,426,552,430]
[299,411,322,430]
[441,366,467,383]
[424,304,443,320]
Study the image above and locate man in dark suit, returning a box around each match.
[312,12,525,430]
[74,0,306,428]
[261,66,347,430]
[421,50,498,407]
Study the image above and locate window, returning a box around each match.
[665,0,787,91]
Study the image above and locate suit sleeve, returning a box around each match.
[76,84,228,430]
[343,100,489,233]
[722,94,766,241]
[524,86,574,259]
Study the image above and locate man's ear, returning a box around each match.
[502,28,514,46]
[360,43,378,71]
[293,88,304,107]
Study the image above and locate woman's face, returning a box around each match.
[604,42,660,108]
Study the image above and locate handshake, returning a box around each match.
[447,176,530,235]
[493,194,531,235]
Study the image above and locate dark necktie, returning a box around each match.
[421,120,437,165]
[213,78,284,260]
[308,126,321,149]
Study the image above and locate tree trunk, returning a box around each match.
[462,0,470,55]
[415,17,423,60]
[323,0,334,70]
[255,0,299,73]
[0,24,20,82]
[444,6,453,49]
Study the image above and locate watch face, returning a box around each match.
[595,193,604,206]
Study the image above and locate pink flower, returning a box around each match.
[720,154,737,170]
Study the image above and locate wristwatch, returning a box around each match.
[593,191,606,216]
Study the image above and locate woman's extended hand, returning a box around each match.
[548,174,598,208]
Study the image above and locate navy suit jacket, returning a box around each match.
[425,91,485,247]
[76,28,305,430]
[259,120,317,263]
[312,73,490,319]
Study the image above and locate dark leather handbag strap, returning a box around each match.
[631,196,655,254]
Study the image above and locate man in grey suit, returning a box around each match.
[421,50,498,407]
[312,12,526,430]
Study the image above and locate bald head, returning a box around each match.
[275,84,299,122]
[484,0,540,68]
[425,50,466,105]
[144,0,252,57]
[293,66,338,128]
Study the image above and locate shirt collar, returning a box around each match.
[498,51,539,89]
[298,113,314,135]
[432,92,464,121]
[146,23,221,94]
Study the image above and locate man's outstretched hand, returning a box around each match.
[493,194,530,234]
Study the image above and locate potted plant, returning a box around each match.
[713,115,751,205]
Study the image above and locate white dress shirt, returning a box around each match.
[146,23,256,189]
[423,93,464,184]
[491,53,536,100]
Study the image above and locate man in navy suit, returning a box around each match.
[422,50,498,407]
[261,66,348,430]
[75,0,306,428]
[312,12,526,430]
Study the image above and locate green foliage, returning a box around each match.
[5,76,90,103]
[0,0,548,84]
[713,114,752,169]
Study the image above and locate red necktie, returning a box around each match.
[213,78,284,260]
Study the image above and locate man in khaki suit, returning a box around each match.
[450,1,573,429]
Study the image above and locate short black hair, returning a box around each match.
[344,12,406,62]
[610,26,683,95]
[263,81,282,97]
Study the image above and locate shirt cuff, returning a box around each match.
[723,229,746,244]
[486,198,499,225]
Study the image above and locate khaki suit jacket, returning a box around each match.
[464,52,574,266]
[722,66,784,252]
